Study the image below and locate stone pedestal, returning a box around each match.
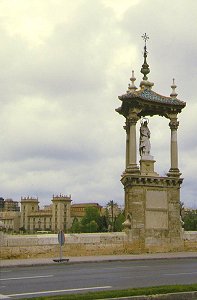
[122,173,184,252]
[140,155,159,177]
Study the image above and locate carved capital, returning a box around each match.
[169,119,179,130]
[127,117,139,126]
[129,118,138,126]
[123,121,129,133]
[124,117,138,131]
[128,108,141,123]
[166,113,179,130]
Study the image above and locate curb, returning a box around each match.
[1,254,197,268]
[98,291,197,299]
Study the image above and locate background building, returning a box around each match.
[0,211,20,232]
[4,199,20,212]
[0,198,20,232]
[0,198,20,212]
[71,203,102,222]
[0,195,105,233]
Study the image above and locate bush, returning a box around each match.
[183,211,197,231]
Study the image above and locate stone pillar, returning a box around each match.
[168,115,180,177]
[124,121,129,169]
[126,112,140,173]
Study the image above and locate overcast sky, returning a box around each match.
[0,0,196,208]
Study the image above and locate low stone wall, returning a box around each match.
[0,231,196,259]
[184,231,197,251]
[0,232,127,247]
[0,232,131,259]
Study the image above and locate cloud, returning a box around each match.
[0,0,196,209]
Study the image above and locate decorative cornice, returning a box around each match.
[121,175,183,189]
[119,89,185,107]
[116,88,186,119]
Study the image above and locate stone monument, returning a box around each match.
[116,34,186,252]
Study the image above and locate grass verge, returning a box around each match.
[23,283,197,300]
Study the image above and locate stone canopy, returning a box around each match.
[115,35,187,252]
[116,88,186,118]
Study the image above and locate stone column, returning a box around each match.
[124,121,129,169]
[168,115,180,177]
[126,113,140,173]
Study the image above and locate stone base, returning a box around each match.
[167,168,182,177]
[124,163,140,175]
[140,157,159,177]
[122,173,184,250]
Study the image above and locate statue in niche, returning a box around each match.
[139,118,151,157]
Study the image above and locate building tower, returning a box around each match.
[20,197,39,231]
[116,34,186,252]
[51,194,72,233]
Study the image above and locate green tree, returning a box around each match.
[85,220,98,233]
[81,207,100,233]
[183,211,197,231]
[97,215,109,232]
[71,217,82,233]
[114,213,125,232]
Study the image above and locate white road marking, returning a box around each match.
[164,272,197,276]
[0,294,10,299]
[102,265,149,270]
[6,286,112,297]
[0,275,53,281]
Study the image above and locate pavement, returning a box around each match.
[1,251,197,268]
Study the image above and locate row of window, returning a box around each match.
[4,220,13,224]
[22,204,69,211]
[30,217,52,222]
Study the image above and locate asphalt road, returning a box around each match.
[0,258,196,299]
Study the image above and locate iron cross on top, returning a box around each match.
[141,33,149,46]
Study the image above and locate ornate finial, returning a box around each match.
[170,78,178,98]
[127,70,137,93]
[141,33,150,81]
[141,33,149,46]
